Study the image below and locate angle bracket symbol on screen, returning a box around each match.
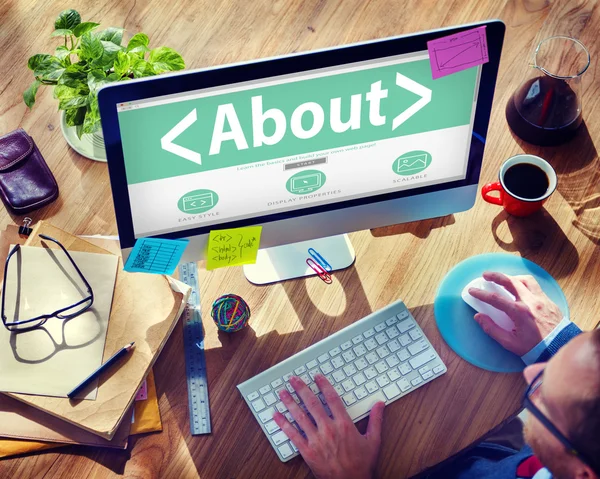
[396,154,429,174]
[291,173,322,193]
[182,192,215,212]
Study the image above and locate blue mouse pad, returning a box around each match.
[434,253,569,373]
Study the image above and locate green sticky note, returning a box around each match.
[206,226,262,270]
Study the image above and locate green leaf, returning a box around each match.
[126,33,149,53]
[76,123,84,139]
[54,84,83,102]
[58,64,88,90]
[54,9,81,30]
[33,56,65,81]
[93,40,122,68]
[65,106,86,126]
[55,45,70,61]
[131,58,155,78]
[87,70,107,94]
[82,95,101,135]
[27,53,52,71]
[97,27,124,45]
[72,21,99,38]
[113,50,130,77]
[148,46,185,73]
[23,79,42,108]
[106,72,120,82]
[58,94,88,110]
[80,32,104,60]
[51,28,73,37]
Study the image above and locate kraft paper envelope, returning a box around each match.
[0,245,118,399]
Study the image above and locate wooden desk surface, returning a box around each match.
[1,0,599,477]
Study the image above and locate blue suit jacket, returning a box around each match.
[427,322,582,479]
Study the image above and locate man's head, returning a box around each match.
[523,330,600,479]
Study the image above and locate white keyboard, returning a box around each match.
[237,299,447,462]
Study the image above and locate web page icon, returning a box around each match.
[182,192,215,212]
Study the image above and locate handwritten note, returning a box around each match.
[206,226,262,270]
[427,26,489,80]
[124,237,189,275]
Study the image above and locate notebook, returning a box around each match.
[1,222,190,440]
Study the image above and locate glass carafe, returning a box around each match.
[505,36,590,146]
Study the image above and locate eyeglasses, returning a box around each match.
[523,369,597,474]
[1,234,94,333]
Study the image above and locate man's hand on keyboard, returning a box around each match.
[273,374,385,479]
[468,271,563,356]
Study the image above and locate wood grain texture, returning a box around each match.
[1,0,599,477]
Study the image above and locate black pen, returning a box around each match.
[68,342,135,399]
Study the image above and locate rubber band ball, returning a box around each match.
[211,294,251,333]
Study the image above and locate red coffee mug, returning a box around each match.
[481,154,557,217]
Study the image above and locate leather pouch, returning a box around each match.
[0,129,59,214]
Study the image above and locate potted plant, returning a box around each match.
[23,9,185,162]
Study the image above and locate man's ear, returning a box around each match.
[574,465,597,479]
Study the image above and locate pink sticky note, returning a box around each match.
[427,26,489,80]
[135,380,148,401]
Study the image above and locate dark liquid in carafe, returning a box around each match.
[504,163,549,199]
[505,75,582,146]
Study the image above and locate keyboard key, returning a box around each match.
[353,344,367,356]
[272,430,289,446]
[326,374,335,385]
[408,339,429,356]
[399,363,411,375]
[341,341,353,351]
[252,398,266,412]
[386,355,400,368]
[398,378,411,392]
[259,385,271,395]
[398,349,410,362]
[275,386,286,397]
[354,358,368,370]
[258,407,276,423]
[283,372,293,382]
[355,385,368,400]
[329,347,342,357]
[386,327,400,339]
[342,351,356,362]
[365,338,378,351]
[294,365,307,375]
[376,345,390,359]
[419,366,431,374]
[397,310,409,320]
[364,366,378,379]
[387,368,401,382]
[271,378,284,389]
[411,377,424,387]
[409,329,423,340]
[383,383,401,400]
[352,372,366,386]
[306,359,318,370]
[320,361,334,375]
[433,365,445,374]
[300,374,311,384]
[264,393,277,406]
[375,333,388,345]
[409,349,437,369]
[386,316,399,326]
[286,383,295,393]
[276,402,287,413]
[290,441,298,453]
[388,339,401,352]
[422,371,434,380]
[318,353,330,363]
[247,391,259,401]
[363,328,376,338]
[375,322,387,332]
[284,412,293,422]
[343,364,357,376]
[309,369,320,381]
[291,393,300,403]
[334,384,344,396]
[375,361,389,374]
[365,381,379,393]
[278,443,294,459]
[342,379,355,392]
[265,420,280,434]
[346,390,387,419]
[366,352,378,364]
[309,383,320,394]
[376,375,390,387]
[343,392,357,406]
[332,370,346,383]
[352,334,364,344]
[399,334,411,346]
[397,318,415,333]
[332,356,345,369]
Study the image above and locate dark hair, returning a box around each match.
[568,329,600,474]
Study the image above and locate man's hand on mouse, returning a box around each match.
[468,271,563,356]
[272,374,385,479]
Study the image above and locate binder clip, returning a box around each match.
[18,217,33,237]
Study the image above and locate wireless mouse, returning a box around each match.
[461,277,516,331]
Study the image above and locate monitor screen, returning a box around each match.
[116,50,481,239]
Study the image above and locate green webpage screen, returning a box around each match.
[117,51,480,238]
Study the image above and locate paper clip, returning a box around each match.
[306,258,332,284]
[18,217,33,237]
[308,248,332,272]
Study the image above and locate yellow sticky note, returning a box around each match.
[206,226,262,270]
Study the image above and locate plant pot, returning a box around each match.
[60,111,107,162]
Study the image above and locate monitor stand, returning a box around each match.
[243,234,356,285]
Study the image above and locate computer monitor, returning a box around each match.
[99,20,504,283]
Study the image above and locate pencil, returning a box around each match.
[67,342,135,399]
